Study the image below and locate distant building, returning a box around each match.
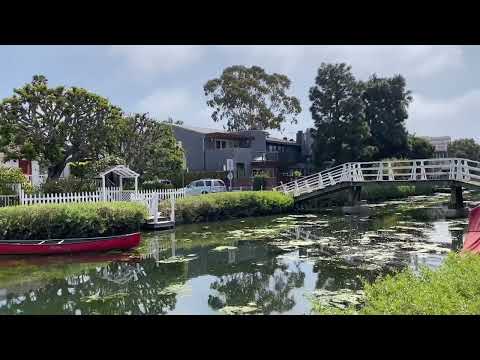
[0,153,46,187]
[423,136,451,158]
[171,124,312,187]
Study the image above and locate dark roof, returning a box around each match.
[266,137,300,146]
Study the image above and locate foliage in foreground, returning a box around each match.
[164,191,294,224]
[0,202,148,240]
[313,253,480,315]
[0,165,33,194]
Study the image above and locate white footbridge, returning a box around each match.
[274,158,480,204]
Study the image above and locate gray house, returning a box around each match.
[171,124,312,187]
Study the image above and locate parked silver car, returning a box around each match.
[185,179,227,195]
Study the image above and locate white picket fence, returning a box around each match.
[18,187,186,206]
[0,195,20,207]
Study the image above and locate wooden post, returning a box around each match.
[449,185,464,209]
[347,185,362,206]
[102,176,106,201]
[170,194,175,222]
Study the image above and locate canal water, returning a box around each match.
[0,191,477,315]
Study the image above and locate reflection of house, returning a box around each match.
[171,125,313,187]
[422,136,451,158]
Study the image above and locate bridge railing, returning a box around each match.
[274,158,480,197]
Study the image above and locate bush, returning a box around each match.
[0,202,148,240]
[0,165,33,194]
[40,177,97,194]
[253,175,269,191]
[141,179,174,190]
[164,191,294,224]
[313,253,480,315]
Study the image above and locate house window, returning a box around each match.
[236,163,246,178]
[216,140,226,149]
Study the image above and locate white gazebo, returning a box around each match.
[96,165,140,199]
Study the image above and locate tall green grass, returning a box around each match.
[313,253,480,315]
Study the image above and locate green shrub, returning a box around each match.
[0,202,148,240]
[253,175,269,191]
[313,253,480,315]
[0,165,33,194]
[40,177,97,194]
[141,179,174,190]
[164,191,294,224]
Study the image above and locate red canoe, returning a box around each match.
[463,207,480,254]
[0,232,141,255]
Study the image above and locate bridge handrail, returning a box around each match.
[274,157,480,197]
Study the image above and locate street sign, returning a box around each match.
[227,171,234,181]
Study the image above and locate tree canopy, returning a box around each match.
[309,63,414,168]
[448,138,480,161]
[309,63,373,167]
[114,113,185,180]
[407,135,435,159]
[204,65,301,131]
[0,75,122,180]
[362,74,412,159]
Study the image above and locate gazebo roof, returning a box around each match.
[96,165,139,178]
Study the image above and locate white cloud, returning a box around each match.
[408,90,480,141]
[138,88,192,120]
[111,45,204,74]
[220,45,464,80]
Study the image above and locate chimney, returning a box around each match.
[296,131,303,145]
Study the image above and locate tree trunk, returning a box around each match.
[47,161,68,180]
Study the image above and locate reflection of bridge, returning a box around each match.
[274,158,480,208]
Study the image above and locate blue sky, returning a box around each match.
[1,45,479,141]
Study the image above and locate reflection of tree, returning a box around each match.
[207,258,305,314]
[313,261,379,291]
[0,259,188,315]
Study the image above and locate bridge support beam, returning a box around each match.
[449,185,464,210]
[347,186,362,206]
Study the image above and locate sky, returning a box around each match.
[0,45,479,141]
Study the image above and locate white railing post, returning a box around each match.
[411,160,417,181]
[377,162,383,181]
[170,194,175,222]
[420,161,426,180]
[463,160,471,182]
[388,162,394,181]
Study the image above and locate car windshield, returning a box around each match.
[214,180,224,186]
[195,181,204,187]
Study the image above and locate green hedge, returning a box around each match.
[313,253,480,315]
[164,191,294,224]
[40,177,98,194]
[0,202,148,240]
